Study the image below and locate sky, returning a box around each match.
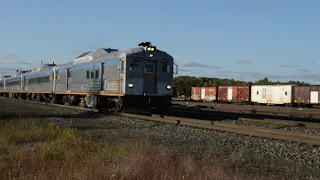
[0,0,319,83]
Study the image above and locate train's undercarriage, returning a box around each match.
[0,92,172,113]
[122,95,172,113]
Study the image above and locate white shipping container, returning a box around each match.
[251,85,294,104]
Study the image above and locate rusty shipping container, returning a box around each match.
[233,86,251,101]
[204,87,217,101]
[218,86,229,101]
[191,87,217,101]
[293,86,320,104]
[191,87,201,101]
[218,86,250,102]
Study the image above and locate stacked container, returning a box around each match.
[251,85,294,105]
[293,86,320,104]
[191,87,217,101]
[217,86,250,102]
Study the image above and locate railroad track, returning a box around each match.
[238,117,320,129]
[171,101,320,119]
[1,97,320,146]
[171,105,320,123]
[169,108,320,127]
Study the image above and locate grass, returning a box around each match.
[0,119,318,180]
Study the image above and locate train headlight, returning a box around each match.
[149,54,154,58]
[146,46,156,52]
[128,83,134,88]
[166,85,171,90]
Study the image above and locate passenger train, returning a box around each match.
[0,42,178,112]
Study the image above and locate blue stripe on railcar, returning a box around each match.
[105,60,118,66]
[5,77,21,82]
[58,69,67,74]
[57,60,119,74]
[25,72,52,79]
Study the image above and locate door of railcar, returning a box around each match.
[67,68,72,91]
[100,62,105,91]
[118,59,124,93]
[21,75,25,91]
[52,69,56,93]
[143,60,157,93]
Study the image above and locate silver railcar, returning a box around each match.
[0,42,178,112]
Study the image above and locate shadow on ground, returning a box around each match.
[161,106,320,123]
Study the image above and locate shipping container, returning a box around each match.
[191,87,201,101]
[251,85,294,105]
[218,86,250,102]
[191,87,217,101]
[218,86,229,101]
[233,86,251,102]
[293,86,320,105]
[204,87,217,101]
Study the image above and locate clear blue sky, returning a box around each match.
[0,0,319,83]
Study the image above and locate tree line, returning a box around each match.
[173,76,310,97]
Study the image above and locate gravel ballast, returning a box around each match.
[1,98,320,179]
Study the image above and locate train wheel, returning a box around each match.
[36,94,41,102]
[62,96,70,106]
[79,98,87,108]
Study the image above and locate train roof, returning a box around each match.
[1,44,173,79]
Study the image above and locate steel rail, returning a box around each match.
[169,108,320,128]
[238,118,320,129]
[1,97,320,146]
[171,101,320,118]
[189,107,319,118]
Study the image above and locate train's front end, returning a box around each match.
[123,42,178,112]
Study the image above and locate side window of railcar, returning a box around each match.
[91,71,94,79]
[67,69,72,78]
[95,70,99,79]
[160,60,170,73]
[129,58,140,72]
[86,71,90,79]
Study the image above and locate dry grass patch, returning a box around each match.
[0,118,316,180]
[0,119,249,180]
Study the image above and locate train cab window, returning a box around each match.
[129,63,140,72]
[95,70,99,79]
[130,63,140,72]
[285,91,287,96]
[160,60,170,73]
[145,64,155,73]
[129,58,140,72]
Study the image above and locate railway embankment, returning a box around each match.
[0,98,320,179]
